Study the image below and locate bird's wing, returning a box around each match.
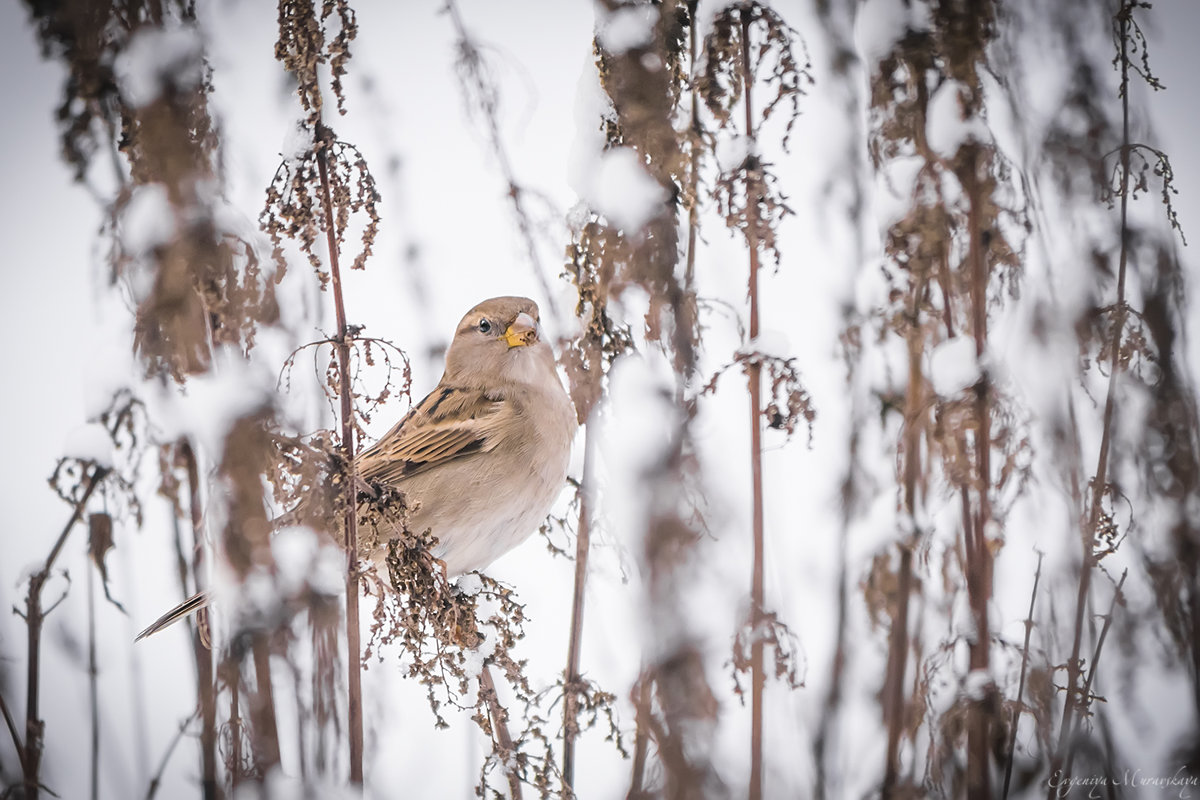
[357,384,512,485]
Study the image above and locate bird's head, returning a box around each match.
[444,296,555,387]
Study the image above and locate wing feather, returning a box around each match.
[357,384,511,485]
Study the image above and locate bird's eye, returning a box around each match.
[478,319,492,334]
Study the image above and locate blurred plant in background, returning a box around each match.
[1,0,1197,799]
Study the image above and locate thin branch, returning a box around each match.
[144,712,199,800]
[22,402,128,800]
[561,431,595,794]
[0,689,26,776]
[228,662,242,793]
[181,441,221,800]
[314,121,365,785]
[964,145,996,800]
[444,0,561,326]
[1062,570,1128,781]
[249,636,282,772]
[882,263,930,799]
[1050,4,1136,794]
[1003,552,1044,800]
[87,562,100,800]
[738,12,767,799]
[627,671,653,799]
[480,664,523,800]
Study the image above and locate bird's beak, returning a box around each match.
[503,312,538,348]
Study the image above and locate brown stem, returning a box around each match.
[737,13,767,799]
[21,403,127,800]
[965,147,995,800]
[229,664,242,792]
[680,0,701,385]
[882,263,930,797]
[145,712,199,800]
[881,544,913,798]
[87,561,100,800]
[250,636,282,772]
[314,122,365,785]
[562,431,595,794]
[1050,5,1134,794]
[480,664,523,800]
[0,690,25,777]
[1061,571,1127,781]
[627,671,653,799]
[1002,552,1044,800]
[181,442,221,800]
[814,480,851,800]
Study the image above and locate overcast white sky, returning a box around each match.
[1,1,1198,798]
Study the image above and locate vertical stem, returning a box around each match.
[1050,4,1133,794]
[181,442,221,800]
[229,666,242,793]
[562,432,595,795]
[1061,571,1127,781]
[314,123,365,785]
[87,561,100,800]
[627,672,653,799]
[23,576,43,800]
[1002,553,1043,800]
[0,691,24,778]
[250,637,282,772]
[22,464,109,800]
[965,148,994,800]
[479,665,523,800]
[738,13,766,800]
[882,267,929,797]
[881,545,913,797]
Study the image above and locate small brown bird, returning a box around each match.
[356,295,576,575]
[137,296,576,639]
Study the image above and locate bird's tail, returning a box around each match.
[135,590,211,641]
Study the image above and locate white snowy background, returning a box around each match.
[1,1,1198,798]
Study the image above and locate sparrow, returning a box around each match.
[137,296,576,639]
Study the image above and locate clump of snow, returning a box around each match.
[596,5,657,54]
[715,134,755,173]
[855,0,929,68]
[740,329,792,361]
[310,543,346,597]
[926,80,992,159]
[929,337,980,396]
[587,147,667,233]
[570,59,667,232]
[568,54,615,199]
[239,568,281,627]
[963,668,992,700]
[146,347,273,459]
[121,184,176,255]
[62,423,114,468]
[456,572,483,596]
[271,525,318,596]
[281,120,313,163]
[114,25,204,108]
[599,351,680,547]
[873,156,924,229]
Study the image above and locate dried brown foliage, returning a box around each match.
[261,134,381,285]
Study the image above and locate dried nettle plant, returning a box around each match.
[855,2,1032,797]
[11,2,281,798]
[697,4,814,797]
[263,3,549,797]
[9,1,1200,799]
